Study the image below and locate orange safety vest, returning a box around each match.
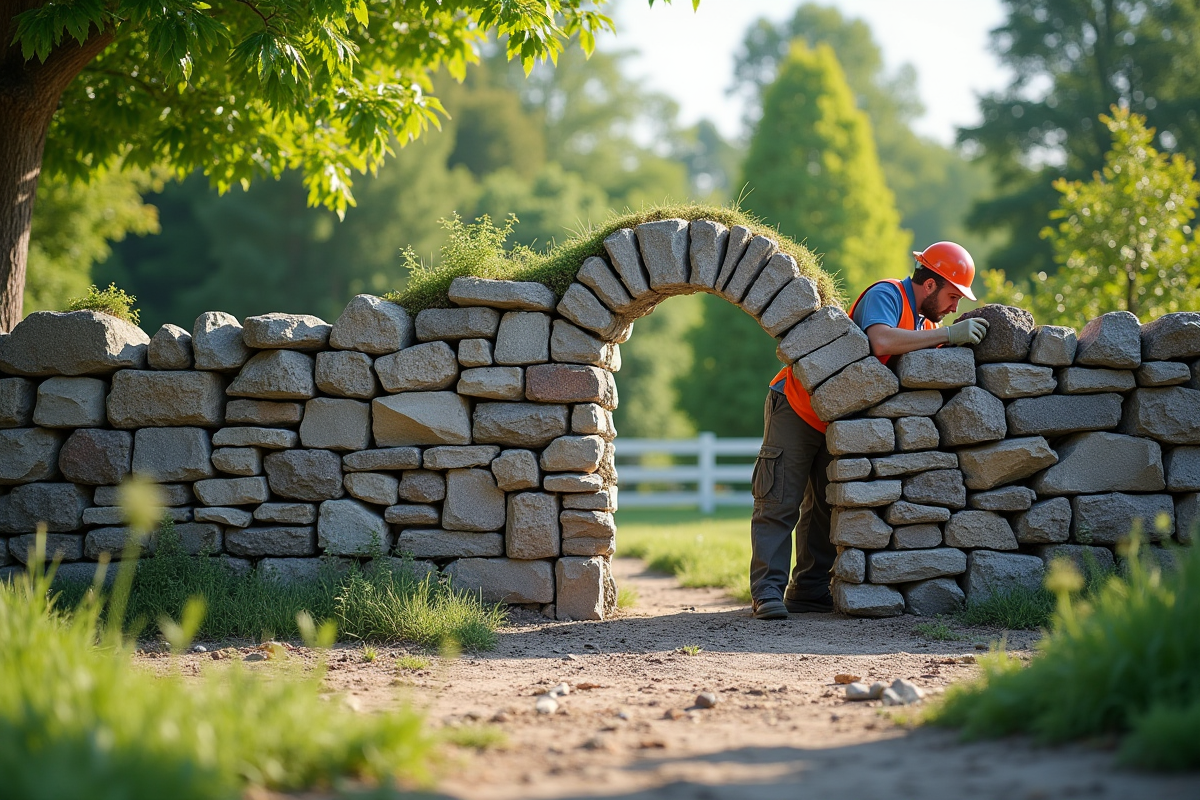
[771,279,938,433]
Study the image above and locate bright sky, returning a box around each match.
[604,0,1012,145]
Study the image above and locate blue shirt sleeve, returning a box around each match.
[851,283,904,331]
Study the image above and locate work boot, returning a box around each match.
[752,597,788,620]
[784,587,834,613]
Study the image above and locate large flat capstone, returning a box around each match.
[0,311,148,376]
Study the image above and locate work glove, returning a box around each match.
[946,317,990,346]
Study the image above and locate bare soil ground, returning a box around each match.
[142,558,1200,799]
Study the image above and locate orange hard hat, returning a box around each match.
[912,242,976,301]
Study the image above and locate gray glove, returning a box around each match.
[946,317,989,346]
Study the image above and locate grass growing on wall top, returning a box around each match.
[385,203,843,313]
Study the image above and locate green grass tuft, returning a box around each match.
[679,644,703,656]
[616,508,753,603]
[955,585,1056,630]
[441,725,507,751]
[616,585,639,609]
[384,204,842,313]
[66,282,141,326]
[914,618,964,641]
[396,654,432,671]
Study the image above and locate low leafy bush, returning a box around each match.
[65,282,141,325]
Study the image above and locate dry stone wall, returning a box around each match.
[1,216,1197,620]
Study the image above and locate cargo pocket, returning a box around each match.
[751,445,785,503]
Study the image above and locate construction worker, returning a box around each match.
[750,242,990,619]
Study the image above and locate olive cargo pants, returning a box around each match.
[749,390,836,604]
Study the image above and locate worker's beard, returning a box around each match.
[919,293,946,323]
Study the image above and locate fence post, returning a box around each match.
[698,431,716,514]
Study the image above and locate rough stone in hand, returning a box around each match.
[211,427,297,449]
[830,508,893,549]
[543,473,606,493]
[833,548,866,583]
[421,445,498,471]
[1165,447,1200,492]
[1006,393,1123,437]
[759,276,820,337]
[867,547,967,583]
[895,348,976,390]
[0,483,90,533]
[1074,311,1142,368]
[384,504,439,527]
[741,253,800,317]
[894,417,939,451]
[415,307,501,342]
[491,449,541,491]
[263,449,344,501]
[1136,361,1191,387]
[242,313,331,350]
[944,510,1018,550]
[1140,311,1200,360]
[776,306,854,364]
[0,310,148,376]
[472,402,569,448]
[58,429,131,485]
[193,476,270,506]
[688,220,728,289]
[902,577,965,616]
[445,559,555,604]
[1034,543,1116,574]
[976,363,1056,399]
[211,446,261,476]
[224,526,317,558]
[955,304,1035,363]
[825,418,895,456]
[372,392,472,447]
[526,364,617,410]
[891,524,942,549]
[827,458,872,482]
[494,312,550,366]
[194,507,253,527]
[719,234,777,304]
[556,283,619,340]
[447,277,557,311]
[148,324,193,369]
[342,447,421,472]
[934,387,1006,448]
[395,530,504,559]
[397,470,445,503]
[884,501,951,525]
[1033,432,1164,495]
[826,480,902,508]
[902,469,966,509]
[865,390,943,419]
[457,366,524,400]
[871,451,958,478]
[107,370,225,427]
[1071,493,1174,545]
[550,321,621,369]
[224,399,303,426]
[373,341,457,393]
[637,218,691,292]
[1056,367,1136,394]
[255,502,317,525]
[792,326,871,393]
[442,468,506,532]
[458,338,493,367]
[571,403,616,440]
[556,556,608,621]
[0,378,35,428]
[956,436,1057,491]
[343,472,399,506]
[32,377,106,428]
[298,398,370,451]
[1029,325,1078,366]
[318,498,391,556]
[315,351,376,399]
[832,580,904,618]
[969,485,1035,512]
[1119,387,1200,444]
[226,351,315,400]
[540,436,605,473]
[964,550,1045,601]
[192,312,251,372]
[329,294,414,355]
[505,492,560,559]
[810,358,900,422]
[1014,497,1071,544]
[131,427,213,482]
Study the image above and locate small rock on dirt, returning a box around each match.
[834,673,861,685]
[695,692,719,709]
[844,682,874,701]
[535,695,559,714]
[883,679,924,706]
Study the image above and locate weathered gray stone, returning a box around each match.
[760,276,820,337]
[32,377,105,428]
[473,402,569,448]
[549,320,620,368]
[832,580,904,617]
[384,504,439,527]
[571,403,615,440]
[540,435,605,473]
[865,390,943,419]
[445,558,555,604]
[712,225,752,294]
[397,470,445,503]
[903,469,966,509]
[957,305,1035,363]
[0,428,62,484]
[895,348,976,390]
[793,326,871,393]
[374,341,458,393]
[965,550,1044,601]
[0,483,90,533]
[526,364,617,409]
[871,451,958,478]
[396,530,504,559]
[263,449,344,501]
[505,492,560,559]
[58,429,131,485]
[810,358,900,422]
[720,234,777,303]
[314,351,376,399]
[373,392,472,447]
[317,498,390,556]
[891,524,942,549]
[827,480,901,508]
[494,312,551,366]
[7,532,83,563]
[561,508,616,549]
[194,507,253,527]
[81,505,190,526]
[448,277,556,311]
[777,306,854,364]
[1165,446,1200,491]
[828,458,872,482]
[543,473,606,493]
[1136,361,1191,387]
[254,502,317,525]
[1057,367,1136,394]
[885,501,951,525]
[603,228,652,297]
[903,577,966,616]
[210,446,261,476]
[969,485,1036,512]
[1141,311,1200,360]
[637,218,690,292]
[192,312,251,372]
[825,418,894,456]
[1119,386,1200,444]
[556,283,620,340]
[562,487,617,511]
[1175,493,1198,544]
[894,417,939,451]
[868,548,966,583]
[934,387,1006,448]
[421,445,497,471]
[556,556,608,621]
[833,548,866,583]
[1075,311,1142,368]
[688,220,728,289]
[945,510,1018,550]
[225,526,316,557]
[1029,325,1078,366]
[1035,543,1116,575]
[226,351,314,400]
[343,472,399,506]
[148,324,192,369]
[131,427,213,482]
[107,370,225,428]
[458,338,493,367]
[0,377,35,427]
[342,447,422,472]
[256,558,339,585]
[298,398,370,451]
[976,363,1056,398]
[1014,497,1071,544]
[415,306,501,342]
[1071,493,1174,545]
[0,310,148,376]
[1033,432,1164,495]
[1006,393,1124,436]
[193,476,269,506]
[329,295,414,355]
[92,483,191,507]
[957,436,1059,490]
[741,252,799,317]
[242,313,330,350]
[830,508,893,548]
[577,256,635,313]
[211,427,297,449]
[492,449,540,491]
[456,366,523,400]
[442,469,506,532]
[223,399,303,426]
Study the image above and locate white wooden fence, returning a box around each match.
[613,433,762,514]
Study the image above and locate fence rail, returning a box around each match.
[613,433,762,513]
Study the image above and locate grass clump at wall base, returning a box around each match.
[385,204,842,313]
[930,540,1200,771]
[65,282,141,325]
[955,585,1056,630]
[616,508,753,603]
